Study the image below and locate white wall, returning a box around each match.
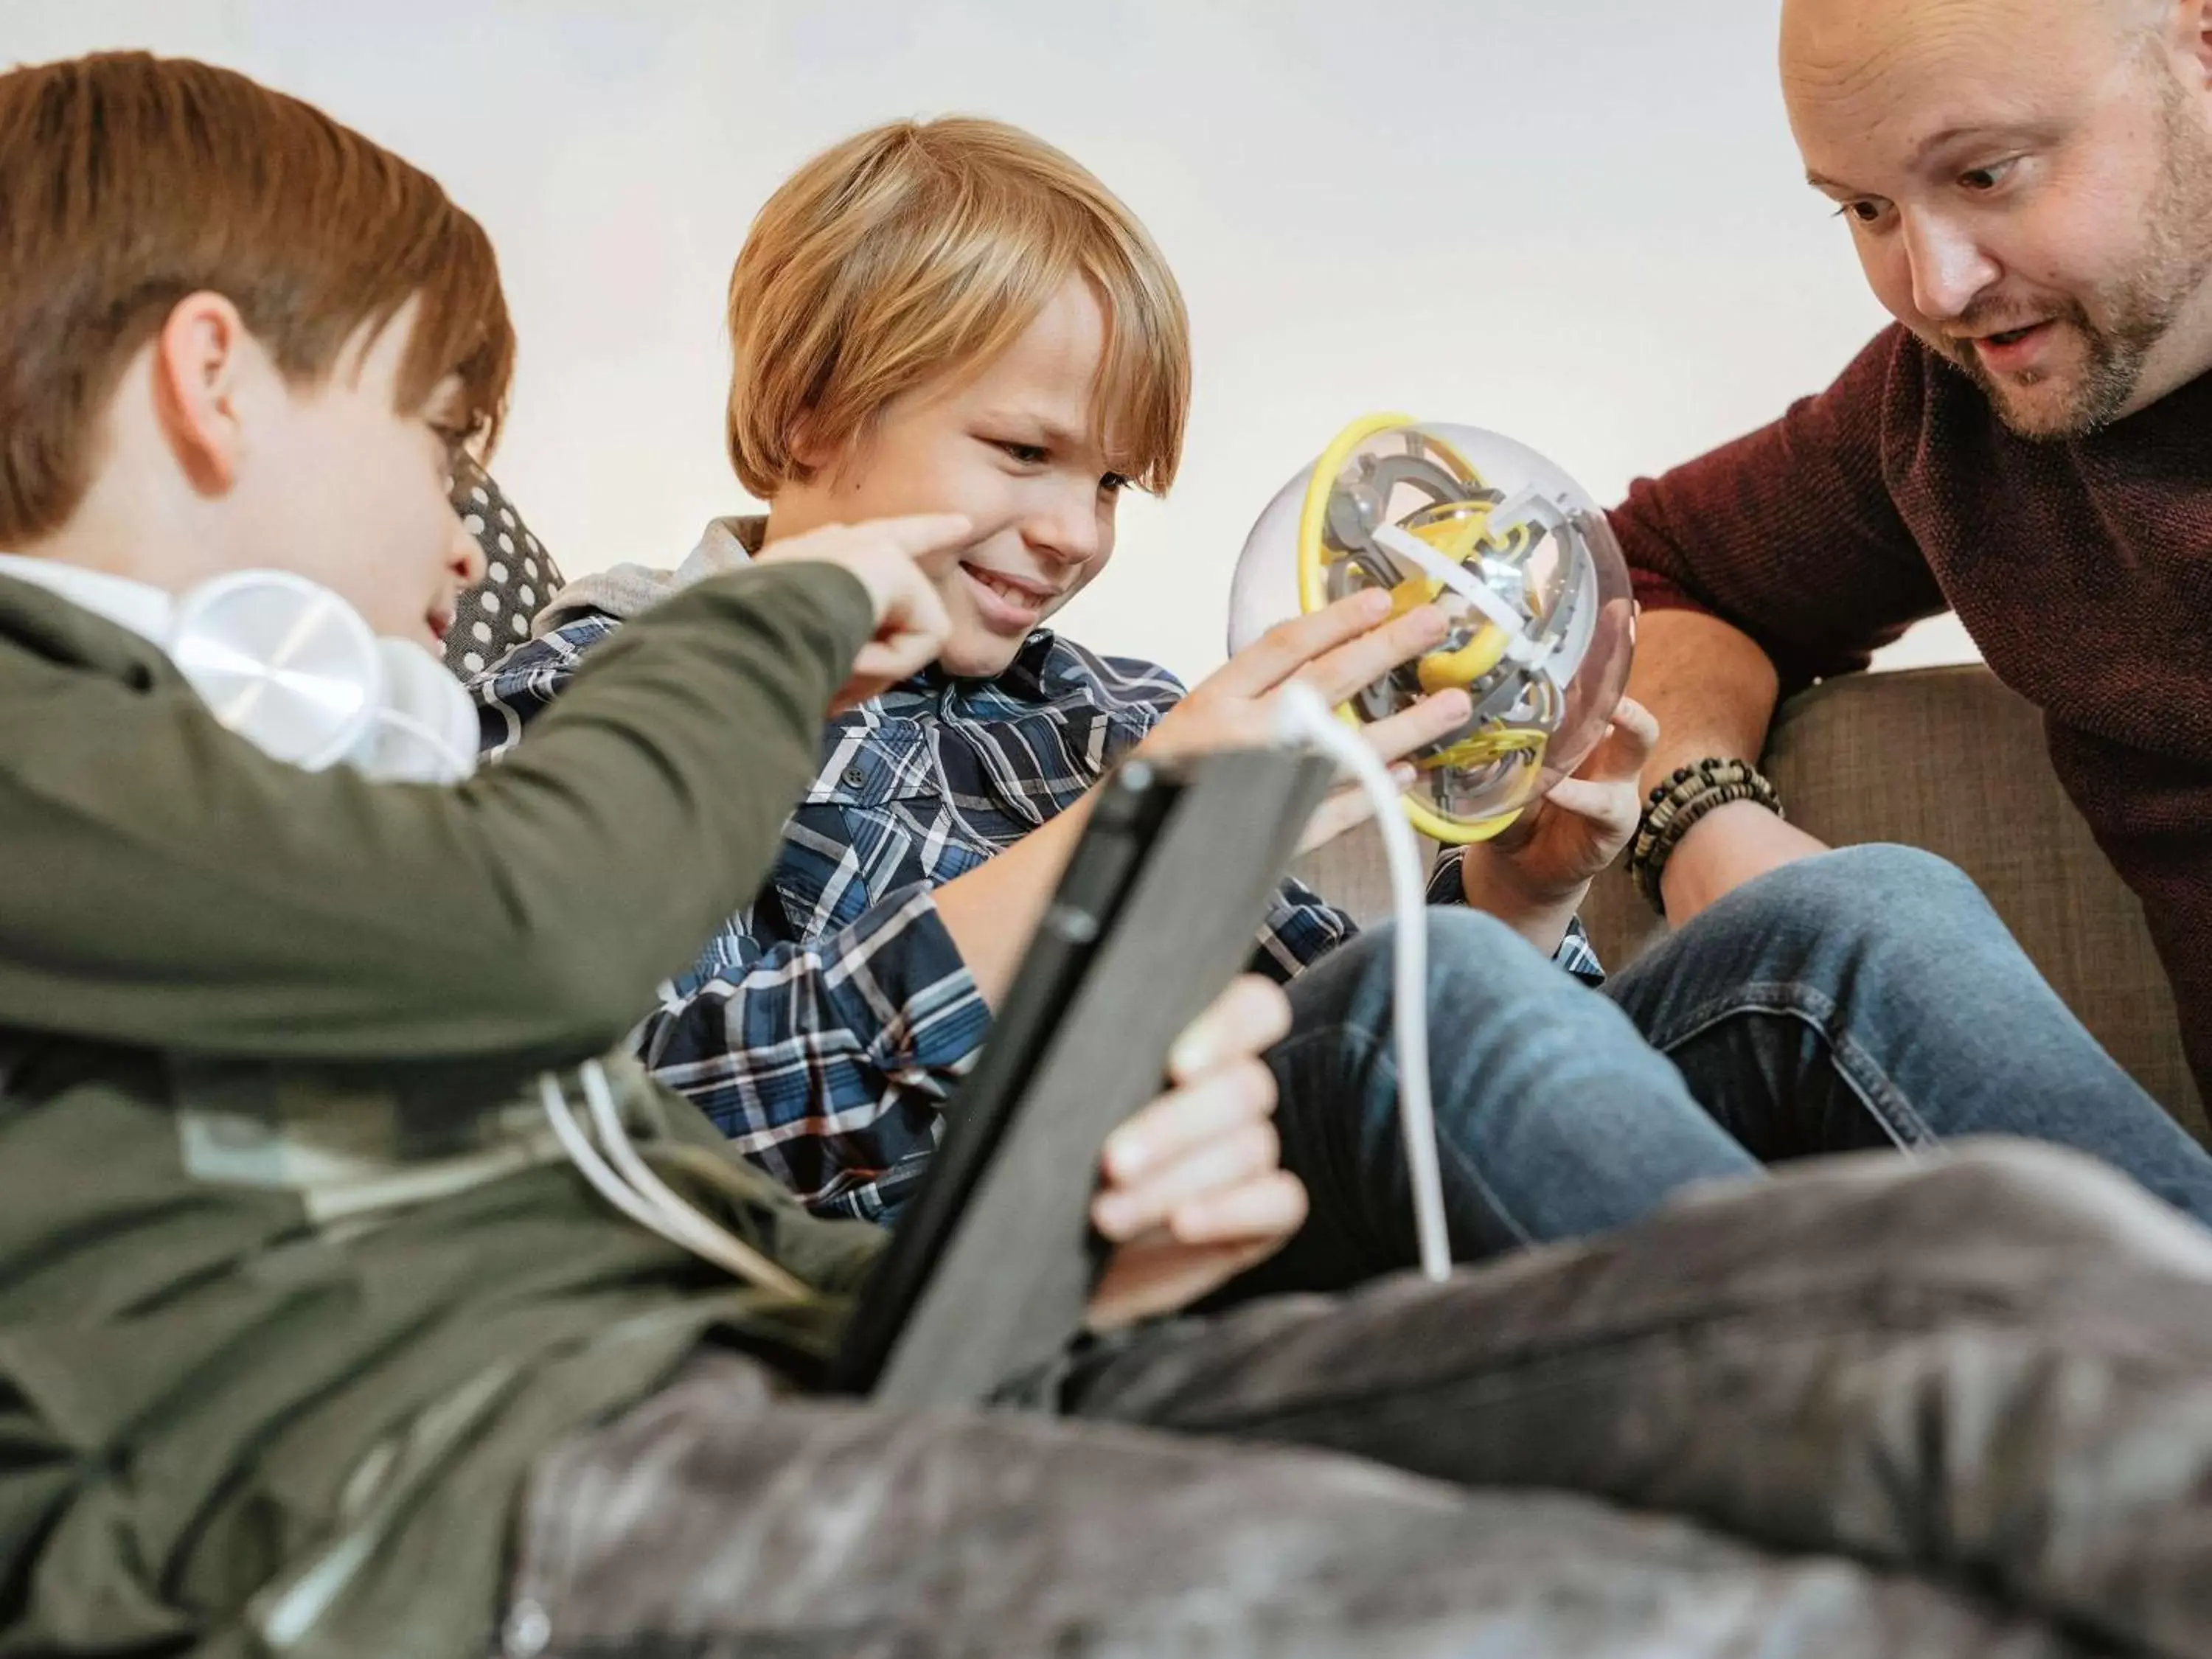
[6,0,1975,677]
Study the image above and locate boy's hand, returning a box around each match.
[754,514,968,712]
[1085,975,1305,1330]
[1138,589,1471,854]
[1460,695,1660,934]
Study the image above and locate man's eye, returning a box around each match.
[1960,159,2017,192]
[1833,199,1888,224]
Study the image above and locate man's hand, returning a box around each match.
[1459,696,1658,955]
[1141,589,1472,854]
[1085,975,1305,1331]
[753,514,967,712]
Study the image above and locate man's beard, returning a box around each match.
[1930,86,2212,439]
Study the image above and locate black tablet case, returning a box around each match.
[862,745,1338,1408]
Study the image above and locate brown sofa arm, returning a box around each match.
[1579,667,2205,1142]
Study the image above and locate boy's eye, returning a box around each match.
[1833,198,1888,225]
[1099,472,1130,495]
[995,439,1050,465]
[1959,159,2017,193]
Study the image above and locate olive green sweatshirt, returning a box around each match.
[0,564,889,1658]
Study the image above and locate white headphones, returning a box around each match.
[0,558,479,784]
[167,570,479,784]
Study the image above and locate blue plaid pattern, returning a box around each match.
[475,554,1601,1222]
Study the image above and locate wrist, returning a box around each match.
[1629,757,1784,916]
[933,794,1096,1006]
[1657,799,1829,922]
[1458,845,1588,953]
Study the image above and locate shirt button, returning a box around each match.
[841,764,869,788]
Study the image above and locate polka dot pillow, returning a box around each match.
[445,457,565,683]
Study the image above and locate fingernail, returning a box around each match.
[1104,1131,1148,1180]
[1390,763,1416,790]
[1439,689,1472,720]
[1360,588,1392,616]
[1092,1191,1135,1239]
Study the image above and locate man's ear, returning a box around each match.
[149,292,256,495]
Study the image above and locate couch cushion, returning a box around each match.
[445,459,564,681]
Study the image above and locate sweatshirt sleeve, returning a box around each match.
[0,563,874,1067]
[1607,326,1949,694]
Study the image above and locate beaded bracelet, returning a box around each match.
[1628,758,1784,914]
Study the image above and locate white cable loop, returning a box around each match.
[577,1060,809,1298]
[540,1062,809,1300]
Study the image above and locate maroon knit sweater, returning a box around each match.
[1610,324,2212,1099]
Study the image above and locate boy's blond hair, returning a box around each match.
[726,117,1189,498]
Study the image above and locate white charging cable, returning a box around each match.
[539,1059,807,1298]
[1273,681,1453,1282]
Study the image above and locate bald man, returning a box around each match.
[1613,0,2212,1099]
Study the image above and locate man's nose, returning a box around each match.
[1902,211,2001,322]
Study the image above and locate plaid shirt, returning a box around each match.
[475,522,1602,1222]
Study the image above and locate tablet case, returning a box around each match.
[866,745,1338,1408]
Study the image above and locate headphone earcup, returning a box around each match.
[170,571,384,771]
[368,638,481,784]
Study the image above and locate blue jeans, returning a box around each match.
[1235,844,2212,1298]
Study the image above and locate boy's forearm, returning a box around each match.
[930,797,1095,1006]
[0,564,874,1065]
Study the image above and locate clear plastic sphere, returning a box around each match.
[1229,417,1635,843]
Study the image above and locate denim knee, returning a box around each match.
[1313,909,1567,1023]
[1404,907,1577,1015]
[1734,844,1994,943]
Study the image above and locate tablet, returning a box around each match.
[828,744,1338,1405]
